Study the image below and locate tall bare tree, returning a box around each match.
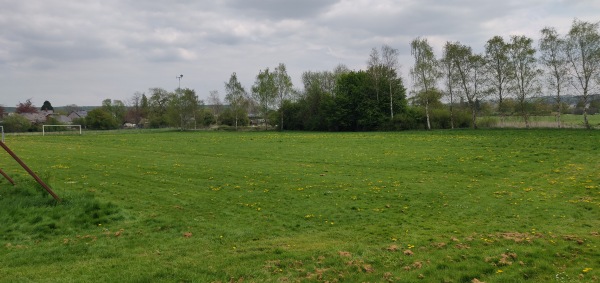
[441,42,458,129]
[207,90,223,125]
[448,42,487,128]
[565,19,600,129]
[509,35,542,128]
[539,26,570,128]
[274,63,293,131]
[367,48,382,102]
[381,45,400,119]
[484,36,513,117]
[410,37,441,130]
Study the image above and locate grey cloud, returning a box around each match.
[224,0,338,20]
[1,0,597,107]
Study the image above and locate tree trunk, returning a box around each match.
[280,110,284,131]
[425,100,431,130]
[583,110,590,129]
[389,82,393,120]
[235,113,238,130]
[471,107,477,129]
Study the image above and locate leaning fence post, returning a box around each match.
[0,168,15,185]
[0,141,61,202]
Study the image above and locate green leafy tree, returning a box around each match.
[252,68,277,129]
[539,26,570,128]
[410,37,441,130]
[148,88,171,128]
[225,72,248,130]
[41,100,54,111]
[102,99,126,125]
[86,108,119,130]
[168,88,199,130]
[141,94,149,119]
[566,19,600,129]
[328,71,386,131]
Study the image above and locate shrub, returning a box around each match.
[2,114,31,132]
[477,116,499,128]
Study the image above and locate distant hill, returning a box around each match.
[2,106,99,113]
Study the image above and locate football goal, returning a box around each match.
[0,126,4,142]
[42,125,82,136]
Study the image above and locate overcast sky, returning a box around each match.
[1,0,598,107]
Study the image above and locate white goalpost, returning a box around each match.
[0,126,4,142]
[42,125,82,136]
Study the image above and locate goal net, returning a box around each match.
[42,125,82,136]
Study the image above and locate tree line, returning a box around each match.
[2,18,599,132]
[410,19,600,129]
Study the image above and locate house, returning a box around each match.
[20,112,50,124]
[67,110,88,121]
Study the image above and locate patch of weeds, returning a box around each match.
[0,177,124,241]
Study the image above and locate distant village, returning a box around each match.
[13,109,89,125]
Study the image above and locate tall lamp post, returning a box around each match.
[176,74,183,89]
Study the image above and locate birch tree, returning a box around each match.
[410,37,441,130]
[367,48,382,102]
[252,68,277,129]
[539,26,570,128]
[565,19,600,129]
[274,63,293,131]
[441,42,458,129]
[381,45,400,119]
[508,35,542,128]
[207,90,223,125]
[225,72,248,130]
[484,36,513,117]
[448,42,487,128]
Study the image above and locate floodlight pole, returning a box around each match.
[0,141,61,202]
[176,74,183,89]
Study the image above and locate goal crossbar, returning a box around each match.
[42,125,82,136]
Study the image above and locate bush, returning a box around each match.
[2,114,31,132]
[477,116,499,128]
[86,108,120,130]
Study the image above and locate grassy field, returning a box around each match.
[0,129,598,282]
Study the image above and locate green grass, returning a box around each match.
[0,129,598,282]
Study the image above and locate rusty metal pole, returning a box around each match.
[0,168,15,185]
[0,141,61,202]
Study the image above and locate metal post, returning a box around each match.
[0,168,15,185]
[0,141,61,201]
